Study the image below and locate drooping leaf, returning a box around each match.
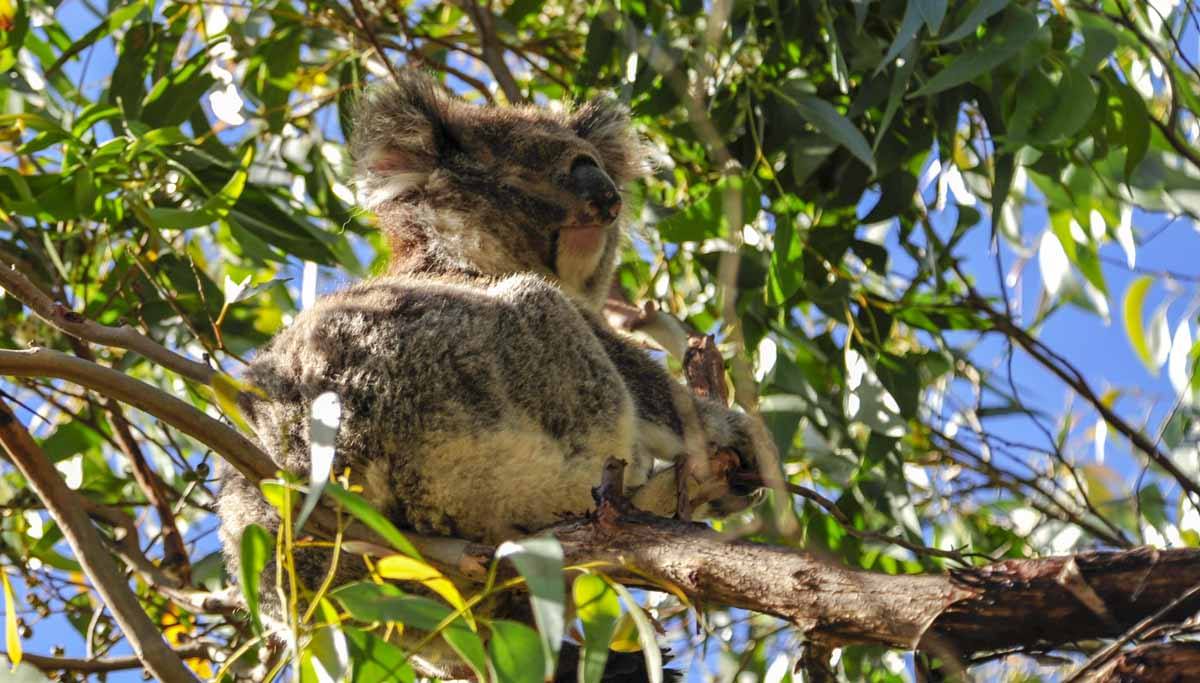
[2,569,19,670]
[497,536,565,677]
[913,6,1039,97]
[779,86,875,172]
[322,483,422,560]
[573,574,621,683]
[239,524,273,636]
[939,0,1011,44]
[376,555,473,629]
[489,620,544,683]
[1122,276,1155,371]
[607,582,663,683]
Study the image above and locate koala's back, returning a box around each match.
[228,273,638,546]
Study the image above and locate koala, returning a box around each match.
[216,70,765,680]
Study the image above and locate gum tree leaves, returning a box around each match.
[573,574,621,683]
[496,537,566,678]
[238,524,272,636]
[776,84,876,173]
[913,6,1040,97]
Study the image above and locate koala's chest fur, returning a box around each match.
[239,273,650,543]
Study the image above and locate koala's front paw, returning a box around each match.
[686,397,769,516]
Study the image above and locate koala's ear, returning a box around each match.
[350,70,457,209]
[570,98,650,184]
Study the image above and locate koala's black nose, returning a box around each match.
[570,157,622,222]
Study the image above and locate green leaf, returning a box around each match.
[489,620,544,683]
[376,555,473,629]
[573,574,621,683]
[331,582,487,678]
[1112,79,1150,180]
[916,0,947,34]
[1122,276,1158,372]
[1077,25,1118,74]
[607,581,662,683]
[497,536,565,677]
[343,627,415,683]
[140,48,215,127]
[239,524,273,636]
[913,6,1039,97]
[875,42,917,147]
[309,599,350,682]
[1035,67,1098,143]
[879,0,924,71]
[658,175,759,243]
[862,171,917,222]
[322,483,422,560]
[146,146,254,229]
[780,87,875,172]
[938,0,1010,44]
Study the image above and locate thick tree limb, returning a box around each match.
[0,399,199,683]
[413,490,1200,659]
[0,262,215,385]
[0,258,193,578]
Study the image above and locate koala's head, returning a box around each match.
[350,70,648,308]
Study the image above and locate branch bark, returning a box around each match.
[15,643,211,675]
[0,347,272,483]
[1086,642,1200,682]
[0,399,199,683]
[455,0,525,103]
[417,497,1200,660]
[0,262,215,385]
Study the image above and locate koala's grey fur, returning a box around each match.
[216,69,764,678]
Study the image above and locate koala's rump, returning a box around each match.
[234,275,637,545]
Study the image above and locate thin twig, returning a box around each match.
[14,643,210,674]
[0,399,199,683]
[953,267,1200,500]
[1065,581,1200,682]
[0,262,215,385]
[0,347,273,483]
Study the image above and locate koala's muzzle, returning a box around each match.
[569,157,621,224]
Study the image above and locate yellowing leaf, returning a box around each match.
[609,611,642,653]
[376,555,474,630]
[1122,276,1155,371]
[209,371,265,434]
[2,570,19,669]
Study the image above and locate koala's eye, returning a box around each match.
[570,155,600,172]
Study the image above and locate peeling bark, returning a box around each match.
[1086,642,1200,682]
[443,499,1200,659]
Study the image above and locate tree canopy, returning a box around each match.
[1,0,1199,681]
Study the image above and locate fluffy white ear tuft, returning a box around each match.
[350,70,455,209]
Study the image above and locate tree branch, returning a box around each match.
[0,262,215,385]
[965,292,1200,500]
[1087,642,1200,682]
[14,643,210,675]
[431,501,1200,659]
[0,399,199,683]
[0,347,272,483]
[454,0,525,103]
